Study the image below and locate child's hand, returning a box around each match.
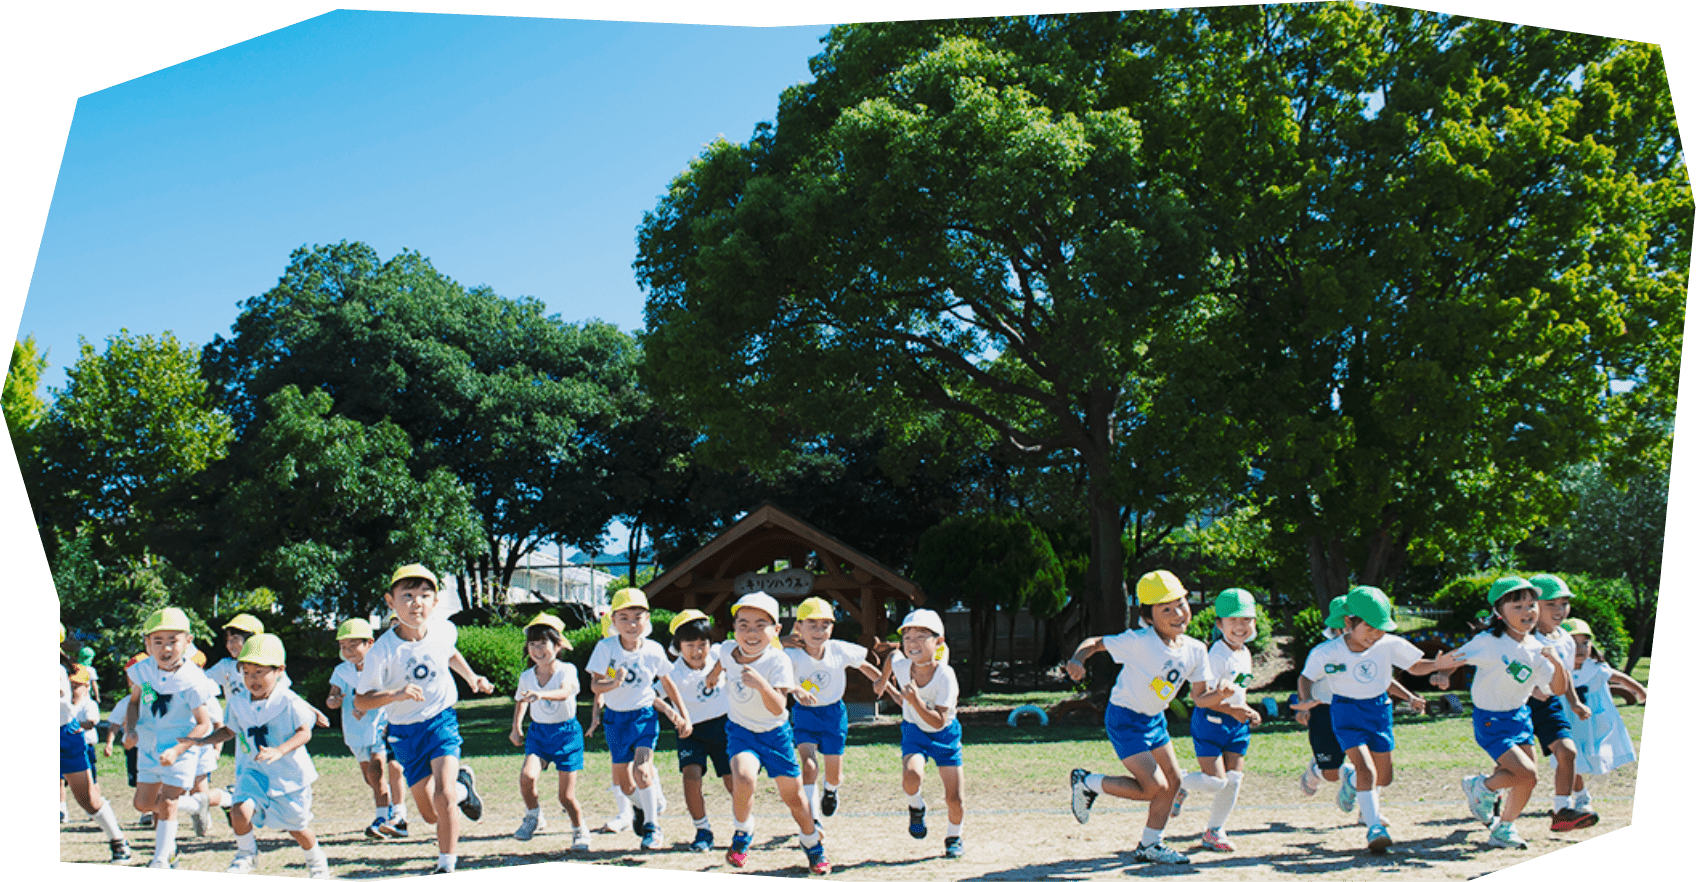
[1240,706,1262,726]
[902,681,922,705]
[1430,672,1451,691]
[1065,660,1086,682]
[1435,649,1468,670]
[352,707,366,721]
[1295,708,1311,727]
[792,689,818,707]
[401,684,425,702]
[517,691,536,705]
[326,693,342,710]
[314,708,330,728]
[255,746,283,764]
[1408,694,1427,714]
[472,676,494,695]
[780,634,804,649]
[509,730,525,748]
[1291,697,1320,712]
[676,718,693,740]
[1573,700,1592,721]
[741,667,769,690]
[704,668,723,689]
[159,745,180,766]
[103,743,114,757]
[585,717,600,739]
[123,732,137,750]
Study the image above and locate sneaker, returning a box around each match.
[599,810,633,834]
[1573,793,1594,815]
[430,867,453,875]
[689,828,714,852]
[1170,788,1187,818]
[193,798,213,838]
[572,828,591,851]
[1202,828,1235,852]
[60,808,67,824]
[804,841,831,874]
[632,807,646,840]
[139,811,155,828]
[641,823,663,850]
[109,839,133,864]
[1297,766,1320,797]
[380,818,409,838]
[1367,823,1392,853]
[365,817,387,840]
[456,767,482,821]
[307,859,332,879]
[727,830,753,868]
[514,811,545,841]
[1485,822,1528,850]
[147,851,178,870]
[821,787,838,817]
[944,836,964,859]
[1463,775,1499,827]
[1130,842,1190,865]
[1069,769,1097,825]
[1337,765,1358,814]
[227,850,258,874]
[1552,807,1599,831]
[908,805,928,839]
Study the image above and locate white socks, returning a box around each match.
[1358,788,1383,826]
[734,817,754,833]
[1085,773,1107,793]
[804,783,818,815]
[1208,770,1243,830]
[1180,769,1228,795]
[907,792,925,809]
[799,829,821,847]
[1140,826,1163,847]
[437,854,457,872]
[946,822,963,838]
[154,817,178,858]
[1555,794,1572,811]
[693,815,711,830]
[91,801,123,840]
[634,785,661,820]
[235,832,257,855]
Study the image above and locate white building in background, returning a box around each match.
[501,545,617,608]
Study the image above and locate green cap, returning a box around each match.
[1213,588,1256,619]
[1529,574,1573,600]
[76,646,95,665]
[1562,618,1594,638]
[1488,576,1535,606]
[1345,586,1397,631]
[1323,595,1349,630]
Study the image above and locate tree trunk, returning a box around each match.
[1307,532,1350,611]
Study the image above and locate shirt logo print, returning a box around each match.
[1353,660,1380,683]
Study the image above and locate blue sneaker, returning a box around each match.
[908,806,927,839]
[1367,823,1392,853]
[640,823,663,850]
[944,836,964,859]
[689,828,714,853]
[1463,775,1499,827]
[727,830,753,868]
[804,841,830,874]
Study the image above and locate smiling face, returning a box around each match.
[733,608,777,655]
[1146,597,1192,640]
[146,629,190,671]
[612,607,649,647]
[224,628,251,658]
[1572,633,1593,663]
[1345,617,1386,651]
[526,637,563,666]
[1537,596,1570,633]
[1496,590,1540,637]
[385,579,439,632]
[795,618,833,649]
[1218,615,1255,649]
[901,626,941,664]
[239,661,284,700]
[677,637,711,668]
[338,637,372,666]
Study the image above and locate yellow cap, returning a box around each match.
[69,664,93,684]
[190,649,208,667]
[389,563,439,590]
[59,623,66,644]
[1135,570,1187,605]
[525,612,567,633]
[1562,618,1595,638]
[237,633,286,667]
[600,612,613,639]
[143,607,192,635]
[336,619,375,641]
[795,597,835,621]
[610,588,649,612]
[670,609,710,634]
[223,613,265,635]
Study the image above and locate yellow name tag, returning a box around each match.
[1148,677,1176,701]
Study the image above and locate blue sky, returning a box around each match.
[22,11,828,390]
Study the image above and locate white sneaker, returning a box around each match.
[656,789,668,816]
[514,812,546,841]
[197,799,214,837]
[227,851,258,874]
[148,851,177,870]
[307,858,332,879]
[571,828,591,851]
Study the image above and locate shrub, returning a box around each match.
[1289,605,1328,664]
[455,624,527,696]
[1186,604,1275,654]
[1430,571,1631,660]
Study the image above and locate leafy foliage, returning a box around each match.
[3,334,47,446]
[456,625,531,696]
[1430,571,1631,662]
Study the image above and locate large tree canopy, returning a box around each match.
[635,8,1687,628]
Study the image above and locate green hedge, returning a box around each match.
[1289,605,1328,665]
[1186,604,1275,654]
[459,609,681,696]
[1429,571,1631,660]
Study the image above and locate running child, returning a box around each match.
[328,617,406,840]
[182,633,329,877]
[875,608,967,859]
[355,564,494,875]
[60,627,132,863]
[1525,573,1596,830]
[668,609,733,852]
[509,612,590,850]
[123,607,217,868]
[1426,577,1562,849]
[1171,589,1263,853]
[785,596,883,823]
[713,591,828,873]
[1293,586,1444,853]
[587,588,691,850]
[1065,570,1238,865]
[1562,618,1646,814]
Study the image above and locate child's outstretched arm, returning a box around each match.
[1065,637,1106,682]
[1386,678,1426,713]
[1608,669,1649,703]
[510,696,529,747]
[658,674,693,739]
[449,651,494,695]
[182,724,237,750]
[1406,647,1467,677]
[1193,682,1259,724]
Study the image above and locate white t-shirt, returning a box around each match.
[109,695,132,730]
[717,641,795,733]
[1101,628,1212,715]
[58,668,75,727]
[74,697,101,744]
[517,663,580,725]
[1308,628,1342,703]
[330,661,387,745]
[356,618,461,726]
[1300,633,1424,700]
[127,657,217,754]
[1456,630,1556,712]
[586,636,671,713]
[891,657,960,733]
[1208,640,1253,705]
[786,640,870,706]
[225,686,319,795]
[670,646,730,723]
[1531,627,1577,699]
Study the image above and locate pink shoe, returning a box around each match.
[1202,828,1235,852]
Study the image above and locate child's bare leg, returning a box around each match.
[361,758,390,808]
[630,747,656,791]
[938,765,965,826]
[774,776,816,835]
[1144,744,1183,829]
[519,754,543,811]
[558,770,583,827]
[1552,738,1577,796]
[133,781,160,815]
[1372,749,1393,788]
[683,765,707,820]
[612,761,635,796]
[797,742,819,788]
[1490,744,1539,822]
[428,754,463,855]
[410,776,440,826]
[823,753,844,788]
[1094,751,1169,803]
[1320,767,1340,782]
[730,754,759,824]
[288,829,318,850]
[155,784,185,820]
[1196,754,1224,779]
[1346,747,1378,791]
[902,752,927,801]
[387,759,406,813]
[64,769,104,815]
[229,801,255,836]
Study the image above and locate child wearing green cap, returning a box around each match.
[1524,574,1595,830]
[124,607,218,869]
[328,617,408,840]
[1170,588,1264,853]
[510,613,590,850]
[1295,587,1443,854]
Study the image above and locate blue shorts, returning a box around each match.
[678,715,730,778]
[1306,703,1345,770]
[792,701,849,755]
[1191,709,1251,758]
[233,767,314,832]
[603,706,660,765]
[387,708,463,787]
[1528,696,1574,753]
[900,720,963,767]
[1473,705,1535,761]
[1105,703,1170,760]
[61,723,92,778]
[1330,694,1394,754]
[525,718,585,772]
[727,720,801,779]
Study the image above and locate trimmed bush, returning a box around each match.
[455,624,528,696]
[1289,605,1328,664]
[1430,571,1631,660]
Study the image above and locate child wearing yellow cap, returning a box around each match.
[587,587,692,850]
[327,617,408,840]
[1564,618,1645,808]
[124,607,218,869]
[1064,571,1239,865]
[667,609,732,851]
[784,596,883,825]
[354,564,496,874]
[510,612,590,850]
[184,634,330,877]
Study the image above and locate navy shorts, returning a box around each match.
[1528,695,1574,753]
[678,715,730,778]
[1330,694,1394,754]
[60,723,92,778]
[603,706,660,765]
[1473,705,1535,761]
[727,720,801,779]
[1191,710,1251,758]
[900,720,963,767]
[1307,703,1345,770]
[525,718,585,773]
[792,701,849,755]
[387,708,463,787]
[1105,703,1170,760]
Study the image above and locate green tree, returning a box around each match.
[203,242,640,598]
[34,329,232,561]
[1545,460,1667,672]
[3,335,48,448]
